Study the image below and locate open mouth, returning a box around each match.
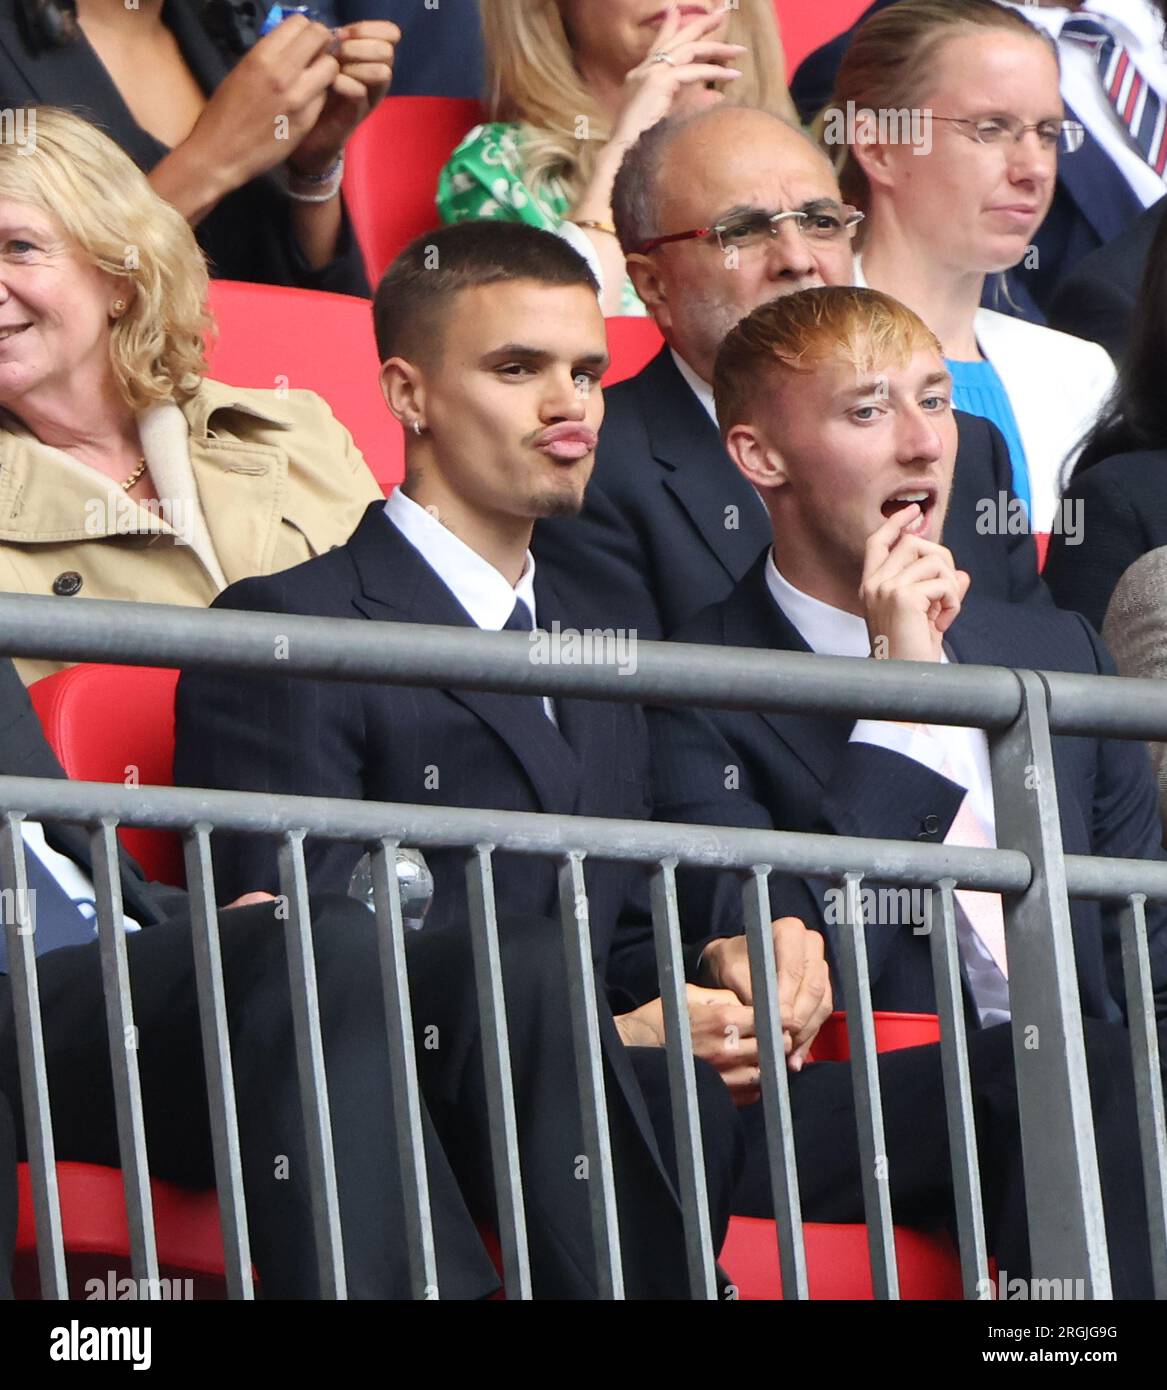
[0,324,30,341]
[881,488,937,530]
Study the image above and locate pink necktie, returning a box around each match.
[934,740,1009,979]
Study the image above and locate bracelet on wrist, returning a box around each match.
[286,152,345,203]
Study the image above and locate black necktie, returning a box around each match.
[504,598,533,632]
[502,598,552,723]
[0,840,96,973]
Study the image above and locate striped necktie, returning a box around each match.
[1063,14,1167,175]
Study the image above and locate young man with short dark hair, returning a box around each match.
[176,222,838,1295]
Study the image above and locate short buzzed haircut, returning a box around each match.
[372,221,599,364]
[713,286,943,434]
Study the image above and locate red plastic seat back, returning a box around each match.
[204,279,403,492]
[343,96,484,288]
[14,1161,237,1299]
[776,0,874,73]
[28,665,184,888]
[603,317,664,386]
[808,1009,942,1062]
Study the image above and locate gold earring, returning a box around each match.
[111,299,126,317]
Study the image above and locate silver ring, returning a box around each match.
[649,50,676,66]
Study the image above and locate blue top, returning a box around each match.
[945,357,1031,520]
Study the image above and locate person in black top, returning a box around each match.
[1046,204,1167,630]
[327,0,483,98]
[0,0,398,294]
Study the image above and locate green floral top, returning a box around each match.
[436,121,646,317]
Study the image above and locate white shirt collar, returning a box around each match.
[383,486,538,631]
[764,550,874,657]
[765,550,955,668]
[669,348,718,426]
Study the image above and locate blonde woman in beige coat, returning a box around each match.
[0,108,382,683]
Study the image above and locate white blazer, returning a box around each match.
[853,260,1116,532]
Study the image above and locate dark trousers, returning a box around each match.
[734,1019,1155,1298]
[0,900,741,1299]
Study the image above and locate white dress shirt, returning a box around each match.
[765,553,1010,1023]
[383,487,556,722]
[1003,0,1167,207]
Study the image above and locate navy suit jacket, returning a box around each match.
[1047,195,1167,359]
[646,554,1167,1032]
[0,0,368,295]
[1045,448,1167,630]
[789,0,1145,317]
[532,347,1048,641]
[173,502,659,994]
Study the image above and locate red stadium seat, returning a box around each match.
[204,279,404,492]
[603,317,665,386]
[29,664,184,889]
[721,1009,971,1299]
[343,95,484,287]
[807,1008,942,1062]
[14,1161,240,1299]
[776,0,873,76]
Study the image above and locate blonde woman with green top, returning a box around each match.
[436,1,796,315]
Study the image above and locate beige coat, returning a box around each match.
[1102,544,1167,844]
[0,378,384,684]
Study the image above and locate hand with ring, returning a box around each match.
[610,5,745,151]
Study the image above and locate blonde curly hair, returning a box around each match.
[482,0,797,212]
[0,106,210,408]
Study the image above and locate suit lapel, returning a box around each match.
[348,505,582,816]
[720,557,852,788]
[1056,107,1144,246]
[638,350,771,583]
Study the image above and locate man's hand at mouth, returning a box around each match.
[861,503,970,665]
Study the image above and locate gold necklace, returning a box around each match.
[121,457,147,491]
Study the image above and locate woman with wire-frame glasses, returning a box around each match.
[818,0,1116,546]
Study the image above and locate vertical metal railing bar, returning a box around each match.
[368,837,439,1300]
[928,881,991,1299]
[741,865,809,1300]
[836,871,899,1299]
[647,858,716,1300]
[88,818,159,1293]
[990,671,1110,1296]
[464,842,531,1300]
[182,825,253,1300]
[276,832,346,1299]
[1117,893,1167,1298]
[0,813,67,1298]
[556,852,625,1300]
